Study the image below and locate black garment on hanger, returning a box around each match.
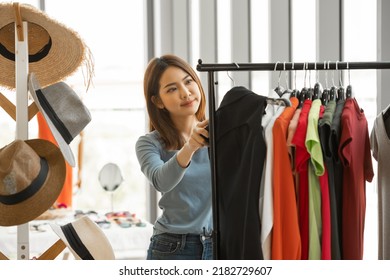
[318,100,341,260]
[383,106,390,139]
[214,86,266,260]
[329,99,346,259]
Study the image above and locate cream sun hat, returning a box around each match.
[0,2,93,90]
[50,216,115,260]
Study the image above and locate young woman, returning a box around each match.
[135,54,213,260]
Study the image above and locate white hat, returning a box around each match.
[50,216,115,260]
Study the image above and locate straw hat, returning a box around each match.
[0,139,66,226]
[0,2,93,89]
[50,216,115,260]
[29,72,92,167]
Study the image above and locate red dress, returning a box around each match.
[338,98,374,259]
[291,99,312,260]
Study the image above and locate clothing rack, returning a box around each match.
[196,59,390,260]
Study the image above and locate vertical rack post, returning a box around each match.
[15,21,30,260]
[207,71,219,260]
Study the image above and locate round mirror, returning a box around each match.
[98,163,123,212]
[98,163,123,192]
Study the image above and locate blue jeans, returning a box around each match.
[146,232,213,260]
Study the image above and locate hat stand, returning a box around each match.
[0,3,66,260]
[14,5,30,261]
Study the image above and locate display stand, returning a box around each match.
[15,18,30,261]
[0,3,65,260]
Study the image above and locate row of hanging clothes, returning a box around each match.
[211,61,374,260]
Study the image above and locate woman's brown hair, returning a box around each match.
[143,54,206,149]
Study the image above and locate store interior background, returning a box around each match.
[1,0,389,260]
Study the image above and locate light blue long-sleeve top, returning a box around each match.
[135,130,213,235]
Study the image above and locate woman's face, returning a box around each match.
[155,66,201,120]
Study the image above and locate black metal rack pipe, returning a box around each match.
[197,60,390,72]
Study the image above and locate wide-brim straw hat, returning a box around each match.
[0,139,66,226]
[0,2,93,89]
[50,216,115,260]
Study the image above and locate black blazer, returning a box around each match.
[214,86,267,260]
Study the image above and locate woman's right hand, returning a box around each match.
[176,119,209,168]
[188,119,209,151]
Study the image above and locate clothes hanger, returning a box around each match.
[300,62,309,98]
[320,61,330,105]
[346,62,353,98]
[226,71,235,87]
[263,62,290,107]
[337,63,345,101]
[298,62,308,108]
[329,61,338,101]
[313,62,323,101]
[224,62,239,87]
[273,61,285,97]
[282,62,293,95]
[305,64,314,100]
[266,97,291,107]
[290,62,300,98]
[323,61,331,103]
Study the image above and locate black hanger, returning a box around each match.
[306,87,315,100]
[290,90,296,98]
[312,62,322,100]
[329,86,337,101]
[328,62,338,102]
[289,63,299,98]
[321,88,329,105]
[346,85,353,98]
[297,89,305,108]
[332,61,345,101]
[345,62,353,98]
[337,86,345,101]
[291,89,299,98]
[313,82,322,100]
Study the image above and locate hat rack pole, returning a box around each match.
[15,20,30,260]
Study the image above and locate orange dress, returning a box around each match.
[271,97,301,259]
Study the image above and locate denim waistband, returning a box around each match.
[155,232,213,242]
